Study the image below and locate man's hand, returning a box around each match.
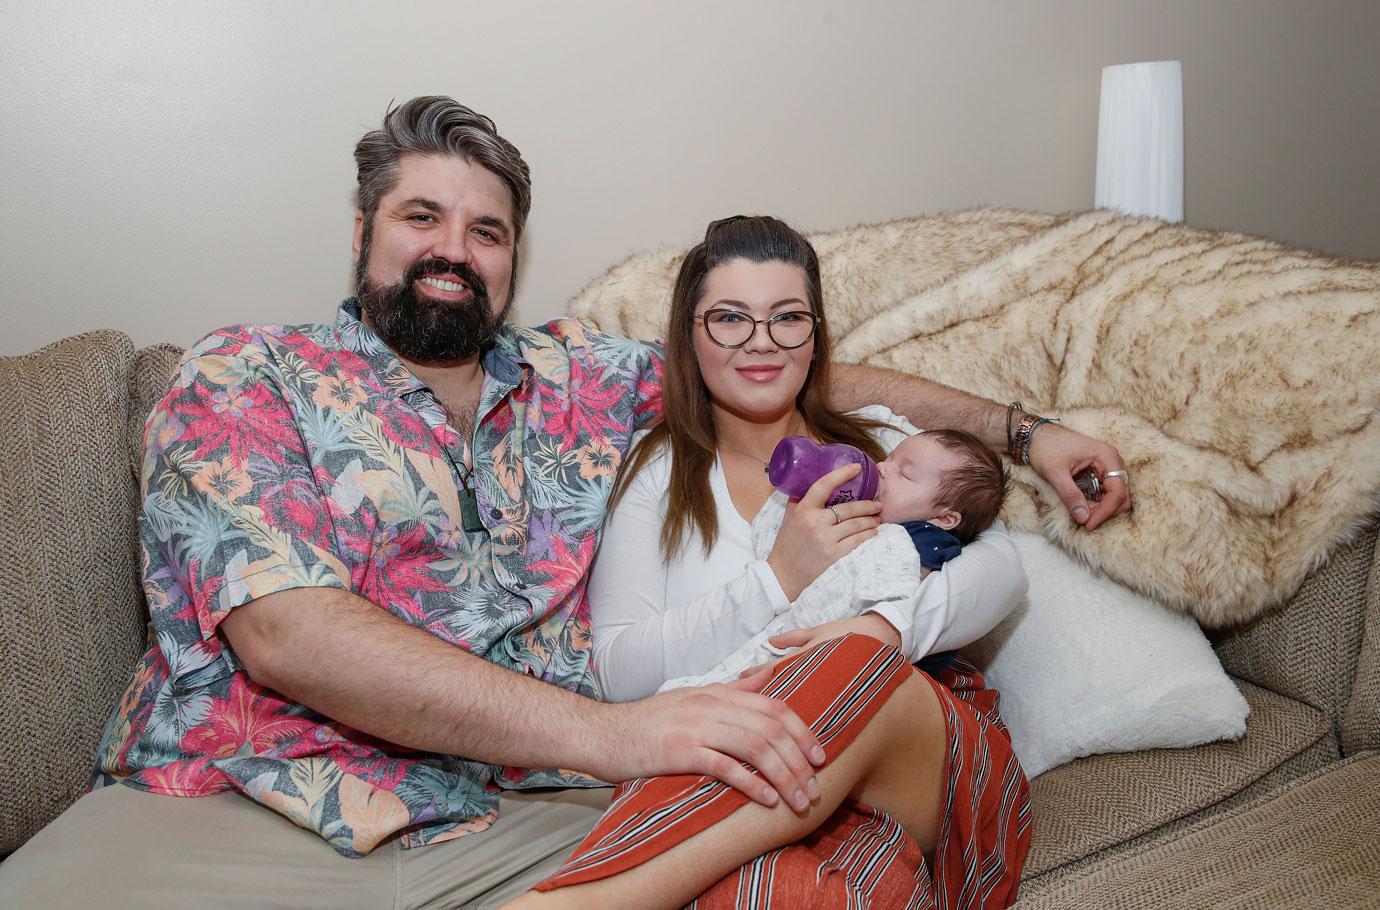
[601,682,826,813]
[1028,422,1132,530]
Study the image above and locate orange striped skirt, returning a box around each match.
[538,634,1031,908]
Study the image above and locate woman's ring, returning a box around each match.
[829,506,841,524]
[1104,470,1129,481]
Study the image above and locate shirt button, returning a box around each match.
[490,508,503,519]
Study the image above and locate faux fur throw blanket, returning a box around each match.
[568,209,1380,627]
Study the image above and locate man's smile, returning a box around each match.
[417,274,472,299]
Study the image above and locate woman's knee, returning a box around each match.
[847,671,948,849]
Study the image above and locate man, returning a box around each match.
[0,97,1129,907]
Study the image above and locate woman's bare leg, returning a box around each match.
[503,671,947,910]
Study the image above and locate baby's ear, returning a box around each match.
[930,509,961,532]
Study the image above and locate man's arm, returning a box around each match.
[832,364,1007,448]
[831,363,1132,530]
[223,587,825,813]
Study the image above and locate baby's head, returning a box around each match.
[877,430,1008,544]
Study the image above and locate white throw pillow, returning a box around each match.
[965,532,1250,779]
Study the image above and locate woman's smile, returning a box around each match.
[735,364,785,383]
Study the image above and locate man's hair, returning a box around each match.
[926,429,1010,544]
[354,96,532,241]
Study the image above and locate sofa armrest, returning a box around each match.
[1214,518,1378,749]
[1341,529,1380,754]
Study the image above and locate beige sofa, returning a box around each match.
[2,328,1378,906]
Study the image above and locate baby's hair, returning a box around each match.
[924,429,1010,544]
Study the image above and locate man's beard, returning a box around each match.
[355,252,511,363]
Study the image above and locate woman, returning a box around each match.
[521,216,1030,908]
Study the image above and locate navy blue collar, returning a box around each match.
[900,519,962,570]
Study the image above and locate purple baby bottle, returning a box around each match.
[767,436,880,507]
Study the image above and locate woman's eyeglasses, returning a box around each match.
[693,308,817,350]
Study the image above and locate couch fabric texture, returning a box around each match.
[0,332,150,853]
[1016,751,1380,908]
[1020,682,1335,887]
[1342,540,1380,754]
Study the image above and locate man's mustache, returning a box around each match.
[407,258,489,300]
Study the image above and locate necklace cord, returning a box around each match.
[716,414,804,469]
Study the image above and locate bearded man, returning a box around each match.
[0,96,1128,907]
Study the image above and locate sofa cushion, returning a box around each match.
[1013,751,1380,908]
[0,331,145,854]
[1215,519,1377,733]
[1022,681,1330,880]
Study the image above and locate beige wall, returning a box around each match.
[3,0,1378,355]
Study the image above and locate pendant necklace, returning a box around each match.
[718,416,803,474]
[448,391,487,534]
[457,460,485,533]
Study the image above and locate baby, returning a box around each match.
[659,429,1008,690]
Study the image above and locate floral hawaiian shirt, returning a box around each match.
[92,300,662,857]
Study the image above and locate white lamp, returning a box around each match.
[1095,61,1184,222]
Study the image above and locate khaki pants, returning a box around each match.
[0,783,612,909]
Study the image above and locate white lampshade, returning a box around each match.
[1095,61,1184,222]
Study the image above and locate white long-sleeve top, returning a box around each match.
[589,405,1028,702]
[659,522,933,691]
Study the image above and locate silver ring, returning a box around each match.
[829,506,841,524]
[1103,470,1129,481]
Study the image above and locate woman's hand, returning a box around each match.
[766,463,881,600]
[738,614,904,679]
[1028,423,1133,531]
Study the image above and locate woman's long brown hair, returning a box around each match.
[612,215,890,560]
